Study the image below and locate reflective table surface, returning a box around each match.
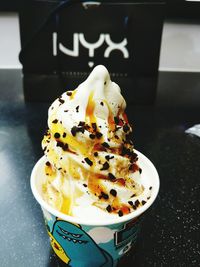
[0,70,200,266]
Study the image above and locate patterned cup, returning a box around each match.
[31,150,159,267]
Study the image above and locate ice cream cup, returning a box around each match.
[31,150,159,267]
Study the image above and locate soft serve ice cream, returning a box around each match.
[42,65,151,219]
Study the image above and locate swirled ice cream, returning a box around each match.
[42,65,151,219]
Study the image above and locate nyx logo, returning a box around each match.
[52,32,129,67]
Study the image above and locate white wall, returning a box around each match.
[1,13,200,72]
[0,13,21,68]
[159,21,200,72]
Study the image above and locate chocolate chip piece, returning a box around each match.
[108,173,116,180]
[118,210,123,217]
[56,141,64,148]
[135,200,140,207]
[71,127,77,136]
[100,162,109,171]
[123,124,130,133]
[110,189,117,197]
[96,132,102,139]
[92,123,97,132]
[142,200,146,205]
[54,132,60,139]
[71,126,83,136]
[105,155,114,161]
[114,117,119,124]
[84,157,93,166]
[78,121,85,126]
[101,192,109,200]
[52,119,58,124]
[62,144,69,151]
[89,134,96,139]
[106,205,112,212]
[102,142,110,148]
[94,152,98,157]
[45,161,51,166]
[76,106,79,112]
[58,98,65,104]
[128,201,133,206]
[66,91,72,96]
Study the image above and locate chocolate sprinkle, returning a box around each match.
[78,121,85,126]
[106,205,112,212]
[94,152,98,157]
[118,210,123,217]
[101,192,109,200]
[83,184,87,187]
[59,98,65,104]
[101,162,110,171]
[110,189,117,197]
[54,132,60,139]
[114,117,119,124]
[52,119,58,124]
[71,126,78,136]
[108,173,116,180]
[100,101,104,106]
[142,200,146,205]
[63,132,67,138]
[62,144,69,151]
[64,110,68,112]
[135,200,140,207]
[128,201,133,206]
[45,161,51,166]
[123,124,130,133]
[66,91,72,96]
[84,157,93,166]
[102,142,110,148]
[105,155,114,161]
[89,134,95,139]
[56,141,64,148]
[92,123,97,132]
[149,186,152,190]
[96,132,102,139]
[139,168,142,174]
[76,105,79,112]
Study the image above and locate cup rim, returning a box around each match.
[31,150,159,226]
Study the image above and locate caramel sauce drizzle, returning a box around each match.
[85,92,96,126]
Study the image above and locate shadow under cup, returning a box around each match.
[31,150,159,267]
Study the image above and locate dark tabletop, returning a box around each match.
[0,69,200,267]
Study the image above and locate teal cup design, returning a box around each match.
[31,151,159,267]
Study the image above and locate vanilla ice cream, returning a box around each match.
[41,65,152,219]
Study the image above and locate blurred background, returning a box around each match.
[1,0,200,107]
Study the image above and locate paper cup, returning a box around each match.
[31,150,159,267]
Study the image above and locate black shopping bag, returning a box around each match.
[19,1,165,104]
